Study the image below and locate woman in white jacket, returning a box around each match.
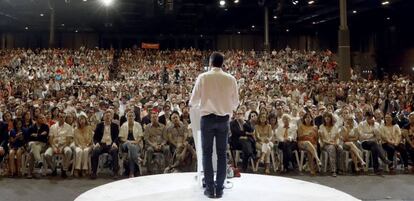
[119,110,144,177]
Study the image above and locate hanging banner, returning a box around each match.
[141,43,160,49]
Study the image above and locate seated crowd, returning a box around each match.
[0,47,413,180]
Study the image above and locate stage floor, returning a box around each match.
[74,173,360,201]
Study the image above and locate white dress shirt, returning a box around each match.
[358,121,381,142]
[189,67,239,118]
[275,126,297,142]
[50,122,74,148]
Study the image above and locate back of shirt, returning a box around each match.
[190,68,239,117]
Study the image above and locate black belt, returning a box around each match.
[202,113,230,121]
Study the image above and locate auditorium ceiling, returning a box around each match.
[0,0,412,34]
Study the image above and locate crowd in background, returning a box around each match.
[0,47,413,180]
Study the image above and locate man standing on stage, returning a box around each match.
[189,52,239,198]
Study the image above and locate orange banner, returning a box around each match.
[141,43,160,49]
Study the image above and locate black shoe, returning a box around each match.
[61,170,67,178]
[204,189,215,199]
[36,162,43,169]
[51,169,57,176]
[215,188,223,198]
[90,173,97,180]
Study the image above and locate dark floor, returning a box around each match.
[0,173,413,201]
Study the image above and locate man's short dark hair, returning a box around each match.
[210,52,224,68]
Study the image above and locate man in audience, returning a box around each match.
[91,109,120,179]
[44,110,74,178]
[27,114,49,179]
[144,109,170,174]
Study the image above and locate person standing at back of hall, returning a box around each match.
[189,52,239,199]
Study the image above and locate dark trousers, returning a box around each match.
[235,138,255,170]
[91,144,119,175]
[405,143,414,164]
[382,143,409,168]
[201,114,229,191]
[278,141,297,169]
[362,141,387,171]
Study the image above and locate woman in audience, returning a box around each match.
[319,112,343,176]
[22,111,33,129]
[119,110,143,177]
[254,113,273,174]
[3,111,15,132]
[297,112,321,175]
[341,115,366,173]
[73,114,93,177]
[380,113,408,173]
[8,119,26,177]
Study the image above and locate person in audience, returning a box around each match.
[319,112,343,176]
[158,104,172,126]
[22,111,33,129]
[381,113,409,173]
[230,109,256,171]
[275,114,298,173]
[340,115,366,173]
[0,117,9,173]
[358,111,392,175]
[402,112,414,173]
[27,114,49,179]
[297,112,321,176]
[119,110,143,177]
[8,119,26,177]
[165,111,188,155]
[44,110,74,178]
[73,114,93,177]
[164,113,195,173]
[144,109,170,174]
[254,113,274,174]
[91,109,120,179]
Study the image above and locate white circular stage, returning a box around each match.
[75,173,360,201]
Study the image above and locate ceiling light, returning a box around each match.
[61,24,65,26]
[308,1,314,5]
[40,13,44,17]
[101,0,114,7]
[219,0,226,6]
[382,1,389,5]
[386,17,391,20]
[286,29,290,32]
[273,16,278,19]
[234,0,239,3]
[352,10,357,14]
[25,27,29,30]
[251,25,255,28]
[312,22,316,24]
[224,8,228,11]
[292,0,299,5]
[75,30,78,33]
[237,31,241,34]
[83,0,87,1]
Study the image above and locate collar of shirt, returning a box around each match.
[211,67,223,72]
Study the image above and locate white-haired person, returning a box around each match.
[119,110,143,178]
[275,114,298,173]
[73,113,93,177]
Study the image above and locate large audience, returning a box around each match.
[0,47,413,180]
